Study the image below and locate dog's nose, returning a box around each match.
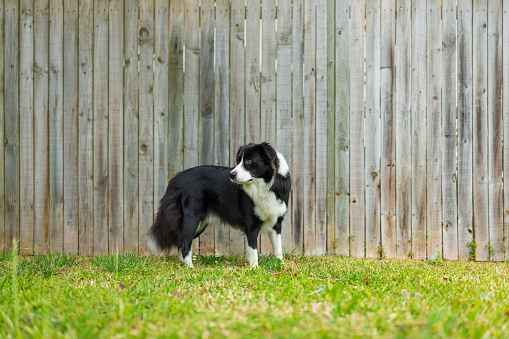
[229,171,236,180]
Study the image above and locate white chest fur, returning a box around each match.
[242,178,287,233]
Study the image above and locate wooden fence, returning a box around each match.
[0,0,507,261]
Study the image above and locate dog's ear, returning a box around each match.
[261,142,279,176]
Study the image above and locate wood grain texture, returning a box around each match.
[335,0,349,256]
[503,0,509,260]
[229,0,245,256]
[78,0,94,255]
[315,0,327,256]
[292,0,304,254]
[198,0,215,255]
[0,1,6,249]
[93,0,108,254]
[49,0,64,252]
[63,0,79,254]
[20,0,34,254]
[245,0,260,145]
[411,0,427,260]
[326,0,335,254]
[260,0,276,255]
[139,0,154,253]
[303,0,316,256]
[108,0,123,253]
[487,0,503,261]
[395,0,411,259]
[276,0,293,254]
[365,0,381,258]
[123,0,138,253]
[349,0,364,258]
[473,0,489,261]
[457,0,474,261]
[442,0,458,260]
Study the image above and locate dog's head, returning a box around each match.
[229,142,280,184]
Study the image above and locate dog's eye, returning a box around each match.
[245,159,252,165]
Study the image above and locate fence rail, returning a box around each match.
[1,0,507,261]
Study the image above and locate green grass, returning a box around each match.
[1,248,509,338]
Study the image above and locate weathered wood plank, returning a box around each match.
[184,0,200,254]
[139,0,154,253]
[365,0,381,258]
[442,0,458,260]
[473,0,489,261]
[168,0,184,180]
[315,0,327,256]
[4,0,19,251]
[108,0,123,253]
[503,0,509,260]
[426,0,442,259]
[214,0,229,256]
[303,0,316,256]
[326,0,335,255]
[411,0,426,260]
[0,1,5,249]
[335,0,349,256]
[395,0,411,259]
[123,0,138,253]
[78,0,94,255]
[49,0,64,252]
[20,0,34,254]
[276,0,293,254]
[349,0,364,258]
[457,0,474,261]
[229,0,245,256]
[63,0,79,254]
[260,0,276,255]
[292,0,304,255]
[198,0,215,255]
[93,0,108,254]
[153,0,168,255]
[245,0,260,145]
[487,0,503,261]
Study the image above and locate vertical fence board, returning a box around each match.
[63,0,78,253]
[198,0,215,255]
[4,0,19,251]
[260,0,276,254]
[139,0,154,252]
[277,0,293,254]
[335,0,349,256]
[0,1,4,249]
[123,0,138,253]
[292,0,304,255]
[349,0,364,258]
[315,0,327,255]
[245,1,260,146]
[457,0,474,260]
[229,0,245,256]
[411,0,426,260]
[395,0,411,259]
[426,0,442,259]
[442,0,457,260]
[49,0,64,252]
[214,0,230,255]
[184,0,200,254]
[93,0,108,254]
[153,0,168,254]
[20,0,34,254]
[503,0,509,260]
[303,0,316,256]
[326,0,335,254]
[487,0,503,261]
[78,0,93,255]
[473,0,489,261]
[108,0,123,253]
[365,0,381,258]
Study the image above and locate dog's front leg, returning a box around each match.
[246,229,259,267]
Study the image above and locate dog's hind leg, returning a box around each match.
[178,207,205,268]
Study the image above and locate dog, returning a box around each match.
[147,142,291,267]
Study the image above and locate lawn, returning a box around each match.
[1,247,508,338]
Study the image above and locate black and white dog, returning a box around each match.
[147,142,291,267]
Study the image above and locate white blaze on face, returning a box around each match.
[231,154,254,183]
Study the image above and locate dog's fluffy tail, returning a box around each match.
[147,188,183,252]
